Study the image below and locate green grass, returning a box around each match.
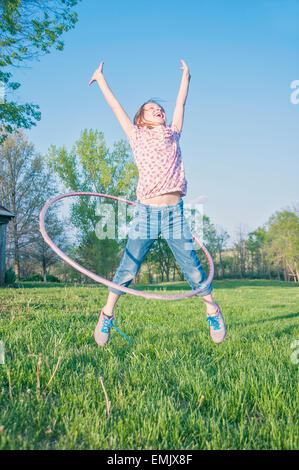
[0,279,298,450]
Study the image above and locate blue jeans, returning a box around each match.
[108,199,213,297]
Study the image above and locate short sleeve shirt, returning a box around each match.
[128,124,187,201]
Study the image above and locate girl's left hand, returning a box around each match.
[180,59,190,76]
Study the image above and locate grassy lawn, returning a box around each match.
[0,279,298,450]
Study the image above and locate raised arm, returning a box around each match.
[89,62,134,140]
[171,60,191,133]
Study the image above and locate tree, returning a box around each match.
[246,227,267,278]
[74,231,120,281]
[202,215,218,257]
[0,130,63,279]
[265,211,299,282]
[193,215,218,276]
[0,0,81,143]
[28,207,70,281]
[146,236,176,283]
[215,226,230,278]
[233,224,250,278]
[46,128,138,279]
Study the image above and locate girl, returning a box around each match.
[89,60,226,346]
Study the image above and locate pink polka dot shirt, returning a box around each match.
[128,123,188,201]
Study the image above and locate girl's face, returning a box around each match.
[142,102,166,126]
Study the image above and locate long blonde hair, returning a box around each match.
[134,100,165,128]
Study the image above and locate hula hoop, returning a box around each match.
[39,192,214,300]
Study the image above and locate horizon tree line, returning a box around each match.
[1,130,298,286]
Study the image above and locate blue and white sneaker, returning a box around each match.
[94,309,134,347]
[94,310,114,347]
[206,304,227,343]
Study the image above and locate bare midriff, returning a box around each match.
[138,191,181,206]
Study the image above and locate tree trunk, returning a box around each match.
[12,217,21,281]
[42,253,47,282]
[0,223,7,286]
[146,261,153,284]
[219,250,224,278]
[268,268,271,279]
[283,264,288,282]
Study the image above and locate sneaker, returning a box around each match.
[94,309,114,347]
[206,303,226,343]
[94,309,134,346]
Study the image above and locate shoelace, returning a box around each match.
[101,317,112,334]
[206,314,221,330]
[101,316,134,344]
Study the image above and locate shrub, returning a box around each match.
[21,274,43,282]
[46,274,60,283]
[5,267,16,284]
[20,273,61,282]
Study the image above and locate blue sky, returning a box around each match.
[10,0,299,240]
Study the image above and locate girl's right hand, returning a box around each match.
[88,61,104,86]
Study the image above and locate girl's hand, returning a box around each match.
[88,61,104,86]
[172,60,191,133]
[180,59,190,77]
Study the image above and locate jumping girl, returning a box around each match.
[89,60,226,346]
